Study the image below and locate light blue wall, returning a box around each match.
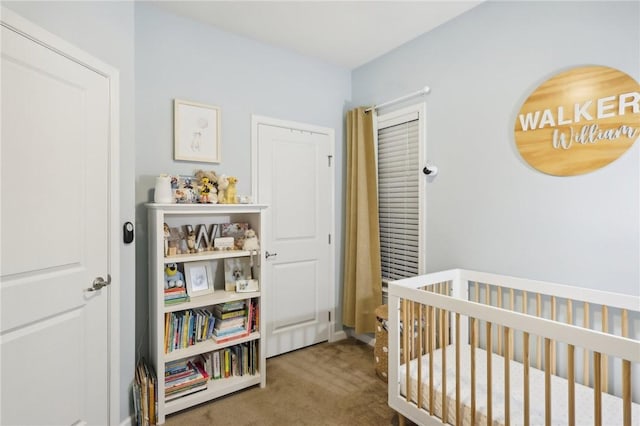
[134,2,351,371]
[2,1,136,423]
[352,0,640,295]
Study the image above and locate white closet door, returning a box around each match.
[257,123,331,357]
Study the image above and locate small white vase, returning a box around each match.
[154,175,173,203]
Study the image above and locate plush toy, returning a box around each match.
[225,176,238,204]
[194,170,218,204]
[186,230,197,253]
[242,229,260,251]
[198,177,216,203]
[164,263,184,289]
[217,175,229,204]
[194,169,218,185]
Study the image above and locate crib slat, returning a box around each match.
[623,359,631,426]
[522,290,528,314]
[545,338,551,426]
[485,283,490,305]
[403,299,410,403]
[498,287,503,356]
[474,281,479,303]
[537,293,542,369]
[510,289,515,360]
[486,321,493,426]
[504,326,511,426]
[445,282,450,346]
[429,306,434,414]
[568,344,575,426]
[621,307,630,425]
[455,313,461,426]
[594,352,602,426]
[601,305,608,393]
[551,296,557,375]
[441,308,448,424]
[471,317,477,426]
[523,332,530,426]
[417,303,423,410]
[567,300,575,426]
[583,302,590,386]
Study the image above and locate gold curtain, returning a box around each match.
[342,107,382,334]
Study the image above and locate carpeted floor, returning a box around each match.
[164,338,405,425]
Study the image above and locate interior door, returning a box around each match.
[0,21,111,425]
[257,123,331,358]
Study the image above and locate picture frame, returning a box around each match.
[224,257,252,291]
[184,261,214,297]
[174,99,221,163]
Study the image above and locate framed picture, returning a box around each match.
[224,257,252,291]
[184,261,214,297]
[174,99,221,163]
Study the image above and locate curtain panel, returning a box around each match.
[342,107,382,334]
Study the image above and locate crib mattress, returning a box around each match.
[399,344,639,426]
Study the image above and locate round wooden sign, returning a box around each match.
[514,65,640,176]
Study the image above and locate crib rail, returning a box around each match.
[388,269,640,426]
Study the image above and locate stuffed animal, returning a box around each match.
[242,229,260,251]
[164,263,184,289]
[198,177,216,203]
[225,176,238,204]
[217,175,229,204]
[186,230,197,253]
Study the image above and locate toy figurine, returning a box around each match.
[164,263,184,289]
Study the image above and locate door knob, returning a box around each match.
[265,251,278,259]
[87,275,111,292]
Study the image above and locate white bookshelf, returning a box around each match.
[147,203,267,424]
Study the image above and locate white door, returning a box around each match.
[1,19,112,426]
[256,122,333,358]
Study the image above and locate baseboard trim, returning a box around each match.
[345,328,375,347]
[331,329,348,342]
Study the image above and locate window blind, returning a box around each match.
[377,118,419,281]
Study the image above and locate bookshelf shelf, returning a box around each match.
[164,249,255,264]
[164,290,261,313]
[148,203,267,424]
[164,332,261,363]
[165,375,262,415]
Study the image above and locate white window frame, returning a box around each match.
[373,102,427,289]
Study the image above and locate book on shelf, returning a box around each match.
[213,300,245,314]
[164,309,216,353]
[164,360,209,401]
[208,340,258,380]
[214,308,246,320]
[214,316,245,329]
[164,287,189,305]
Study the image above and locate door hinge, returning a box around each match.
[328,311,331,322]
[328,234,331,244]
[328,155,333,167]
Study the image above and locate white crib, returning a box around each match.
[387,269,640,426]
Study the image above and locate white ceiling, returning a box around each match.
[152,1,483,69]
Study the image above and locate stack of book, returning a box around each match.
[164,359,209,401]
[164,309,216,353]
[212,301,253,343]
[133,358,157,426]
[164,286,188,305]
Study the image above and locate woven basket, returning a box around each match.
[374,304,389,382]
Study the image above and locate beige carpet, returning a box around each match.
[164,338,404,425]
